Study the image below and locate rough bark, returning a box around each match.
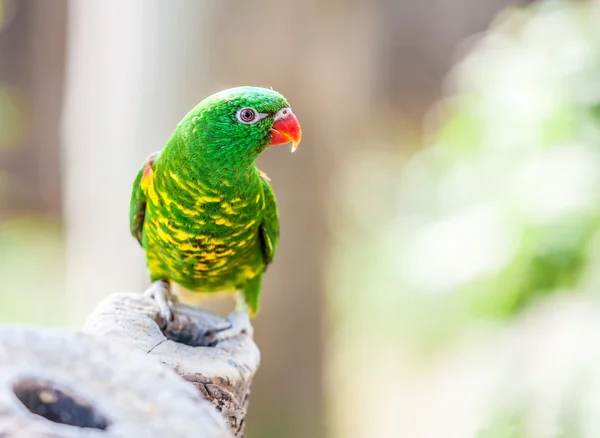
[83,293,260,437]
[0,327,231,438]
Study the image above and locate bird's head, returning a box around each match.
[178,86,302,170]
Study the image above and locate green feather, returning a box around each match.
[129,86,288,315]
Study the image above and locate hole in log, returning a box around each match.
[12,378,109,430]
[163,320,224,347]
[162,308,231,347]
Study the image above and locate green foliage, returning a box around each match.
[477,407,529,438]
[0,85,27,149]
[0,217,65,325]
[0,0,16,33]
[332,0,600,350]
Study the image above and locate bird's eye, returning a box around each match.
[236,107,258,124]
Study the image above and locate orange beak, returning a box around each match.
[269,109,302,152]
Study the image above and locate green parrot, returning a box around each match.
[129,86,301,325]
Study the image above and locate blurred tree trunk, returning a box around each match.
[207,2,380,437]
[0,0,67,326]
[61,0,214,326]
[0,0,66,217]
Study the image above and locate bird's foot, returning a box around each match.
[144,280,175,322]
[204,311,252,346]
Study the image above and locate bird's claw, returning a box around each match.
[144,280,175,322]
[204,311,252,346]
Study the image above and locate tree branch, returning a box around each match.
[0,327,232,438]
[83,292,260,437]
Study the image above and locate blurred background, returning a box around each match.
[2,0,600,436]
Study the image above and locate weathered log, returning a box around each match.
[0,327,232,438]
[83,292,260,437]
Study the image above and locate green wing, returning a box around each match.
[259,177,279,268]
[129,151,160,245]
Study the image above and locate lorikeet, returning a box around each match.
[129,86,301,323]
